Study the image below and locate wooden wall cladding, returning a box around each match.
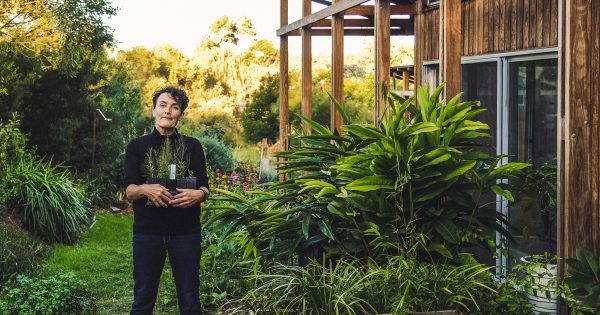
[564,0,600,258]
[420,0,559,61]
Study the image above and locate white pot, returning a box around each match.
[520,256,558,315]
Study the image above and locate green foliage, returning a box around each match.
[244,250,509,314]
[241,75,279,143]
[206,84,529,262]
[4,157,93,244]
[200,229,254,310]
[564,247,600,312]
[145,137,190,178]
[199,134,235,173]
[0,272,96,315]
[0,221,50,290]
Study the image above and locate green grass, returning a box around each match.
[41,213,179,315]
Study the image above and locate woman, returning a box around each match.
[123,86,209,315]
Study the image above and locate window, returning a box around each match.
[507,58,558,264]
[430,52,558,269]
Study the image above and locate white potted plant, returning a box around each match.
[518,253,559,315]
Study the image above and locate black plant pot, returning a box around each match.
[145,177,196,206]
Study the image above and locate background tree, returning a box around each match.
[241,75,279,143]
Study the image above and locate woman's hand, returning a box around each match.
[169,188,204,208]
[142,184,173,208]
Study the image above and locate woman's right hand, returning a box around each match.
[142,184,173,207]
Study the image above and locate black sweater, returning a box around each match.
[123,128,209,235]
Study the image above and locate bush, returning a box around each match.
[199,134,234,173]
[0,221,49,290]
[5,157,93,244]
[0,272,96,315]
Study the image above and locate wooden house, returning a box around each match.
[276,0,600,272]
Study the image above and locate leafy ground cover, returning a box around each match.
[41,213,179,314]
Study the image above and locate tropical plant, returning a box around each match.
[564,246,600,312]
[519,158,558,240]
[205,84,530,263]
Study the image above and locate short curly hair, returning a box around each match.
[152,86,189,113]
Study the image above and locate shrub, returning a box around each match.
[5,157,93,244]
[244,254,505,315]
[0,272,96,315]
[0,221,49,290]
[199,134,234,173]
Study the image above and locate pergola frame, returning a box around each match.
[278,0,462,149]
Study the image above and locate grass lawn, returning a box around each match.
[41,213,179,315]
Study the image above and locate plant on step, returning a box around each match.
[205,84,529,262]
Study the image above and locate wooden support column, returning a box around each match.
[302,0,312,133]
[331,0,344,133]
[439,0,461,99]
[402,70,410,91]
[563,0,600,258]
[374,0,390,124]
[414,0,423,90]
[280,0,289,151]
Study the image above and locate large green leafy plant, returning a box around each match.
[206,84,528,262]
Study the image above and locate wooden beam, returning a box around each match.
[277,0,369,36]
[344,4,414,16]
[331,0,344,133]
[302,0,313,133]
[312,0,332,5]
[309,17,412,28]
[374,0,390,124]
[287,27,413,36]
[280,0,289,153]
[439,0,461,99]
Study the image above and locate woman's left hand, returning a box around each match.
[169,188,204,208]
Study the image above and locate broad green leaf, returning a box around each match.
[302,213,311,239]
[346,175,395,192]
[417,153,451,168]
[441,161,477,180]
[427,243,453,259]
[343,124,384,140]
[488,162,531,179]
[408,122,440,136]
[298,115,332,135]
[434,220,461,244]
[491,185,514,202]
[318,220,334,239]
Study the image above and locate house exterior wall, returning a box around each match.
[419,0,559,61]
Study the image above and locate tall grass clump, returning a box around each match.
[1,115,93,244]
[6,158,93,244]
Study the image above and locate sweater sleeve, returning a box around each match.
[123,139,143,188]
[189,138,209,192]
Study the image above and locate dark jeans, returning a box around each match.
[130,233,202,315]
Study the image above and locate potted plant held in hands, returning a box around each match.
[144,137,196,206]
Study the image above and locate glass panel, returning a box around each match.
[423,64,439,88]
[461,62,498,265]
[462,62,498,155]
[507,58,558,263]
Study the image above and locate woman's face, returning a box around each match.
[153,92,182,134]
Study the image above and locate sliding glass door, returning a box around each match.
[506,57,558,264]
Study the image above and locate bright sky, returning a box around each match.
[106,0,413,57]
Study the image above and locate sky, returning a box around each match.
[106,0,414,57]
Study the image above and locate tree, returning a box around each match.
[241,75,279,143]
